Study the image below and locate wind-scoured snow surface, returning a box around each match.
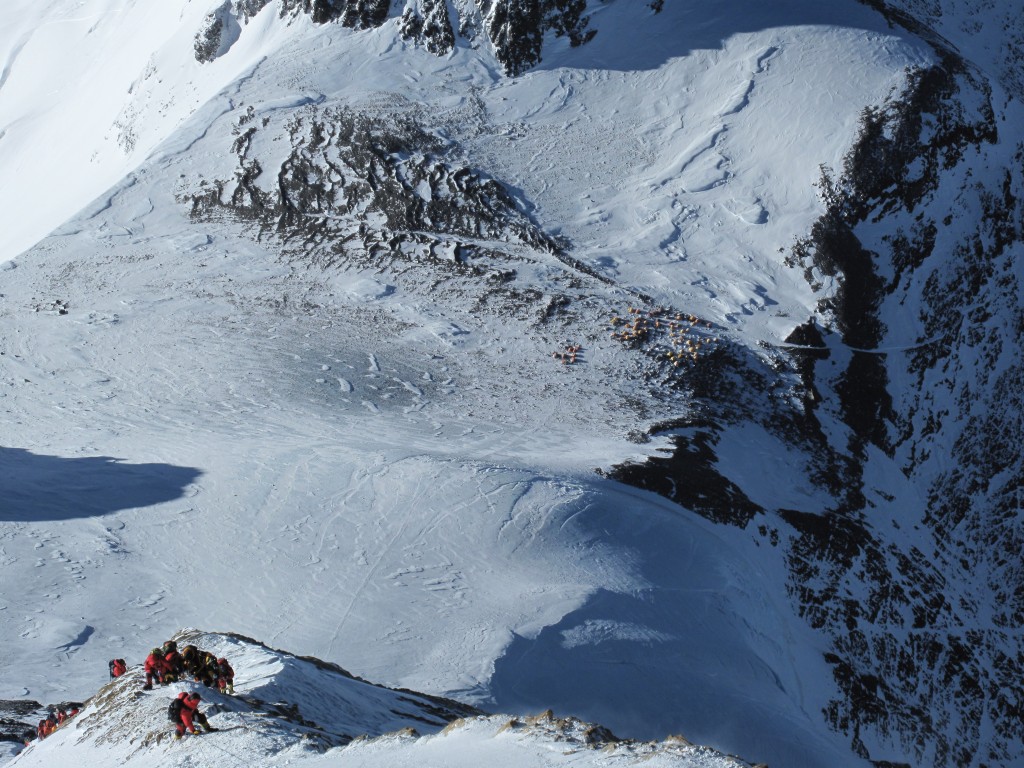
[3,0,1018,766]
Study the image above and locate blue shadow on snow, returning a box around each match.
[0,447,202,521]
[534,0,925,74]
[483,479,853,768]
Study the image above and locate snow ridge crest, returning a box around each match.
[9,630,751,768]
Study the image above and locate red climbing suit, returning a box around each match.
[174,692,201,736]
[144,651,169,688]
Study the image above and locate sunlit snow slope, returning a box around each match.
[0,1,962,767]
[0,0,305,261]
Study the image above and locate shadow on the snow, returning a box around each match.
[482,477,845,768]
[534,0,919,74]
[0,447,202,521]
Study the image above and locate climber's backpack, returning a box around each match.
[168,698,184,723]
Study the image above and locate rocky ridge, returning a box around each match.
[617,20,1024,768]
[195,0,599,75]
[6,630,754,768]
[181,99,629,330]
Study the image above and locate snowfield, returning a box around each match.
[6,0,1011,766]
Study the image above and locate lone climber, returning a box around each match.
[169,691,216,739]
[143,648,168,690]
[109,658,127,679]
[216,657,235,694]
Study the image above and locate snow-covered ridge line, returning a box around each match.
[861,0,1024,100]
[8,630,756,768]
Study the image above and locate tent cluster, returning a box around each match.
[610,307,718,366]
[552,343,582,365]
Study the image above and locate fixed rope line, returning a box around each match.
[186,726,249,768]
[768,333,949,355]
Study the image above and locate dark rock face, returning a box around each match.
[540,0,596,48]
[399,0,456,56]
[234,0,272,20]
[276,0,381,26]
[476,0,596,75]
[477,0,544,75]
[781,48,1024,765]
[609,32,1024,768]
[187,105,557,265]
[613,424,763,527]
[197,0,598,75]
[194,1,242,63]
[194,4,225,63]
[336,0,391,29]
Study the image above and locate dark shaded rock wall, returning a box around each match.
[611,35,1024,768]
[399,0,457,55]
[782,48,1024,765]
[200,0,600,75]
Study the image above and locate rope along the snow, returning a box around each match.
[185,728,250,767]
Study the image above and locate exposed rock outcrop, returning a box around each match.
[194,1,242,63]
[781,48,1023,766]
[399,0,456,56]
[186,104,559,271]
[194,0,599,74]
[612,32,1024,768]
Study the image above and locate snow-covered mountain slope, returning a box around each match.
[0,0,316,262]
[2,1,1021,767]
[772,45,1024,768]
[9,630,749,768]
[868,0,1024,101]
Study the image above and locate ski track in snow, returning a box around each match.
[0,31,31,93]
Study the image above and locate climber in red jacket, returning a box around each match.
[143,648,169,690]
[170,692,215,739]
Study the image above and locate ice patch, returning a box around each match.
[426,321,470,346]
[560,620,673,649]
[334,277,393,301]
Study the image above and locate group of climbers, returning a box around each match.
[35,706,79,740]
[144,640,232,740]
[141,640,234,695]
[31,639,236,747]
[118,639,235,742]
